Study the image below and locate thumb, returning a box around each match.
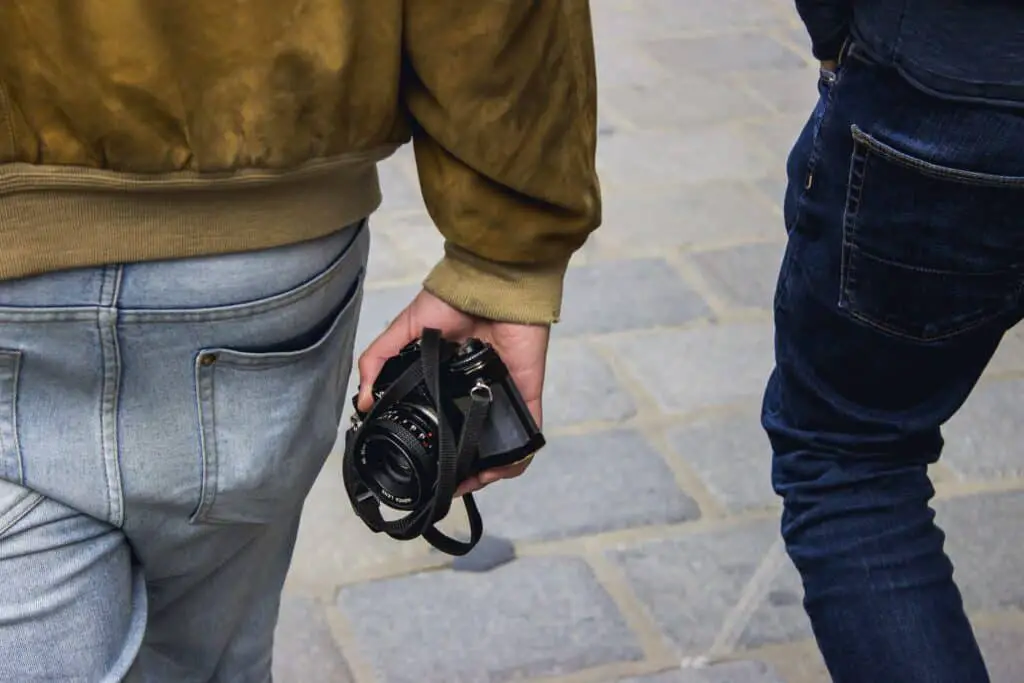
[356,311,413,412]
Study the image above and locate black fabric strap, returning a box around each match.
[343,328,493,556]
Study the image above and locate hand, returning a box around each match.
[820,59,838,73]
[356,289,549,497]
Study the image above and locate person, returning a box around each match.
[0,2,600,680]
[764,1,1024,681]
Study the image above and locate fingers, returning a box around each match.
[454,475,485,498]
[453,455,535,498]
[356,312,412,412]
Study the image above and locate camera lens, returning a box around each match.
[353,404,437,512]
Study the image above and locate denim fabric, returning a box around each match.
[0,222,368,682]
[796,1,1024,107]
[762,43,1024,683]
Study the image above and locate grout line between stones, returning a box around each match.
[322,598,382,683]
[705,536,787,661]
[645,427,729,520]
[586,338,664,419]
[665,251,733,321]
[585,552,681,667]
[522,660,670,683]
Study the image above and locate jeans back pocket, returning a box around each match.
[190,272,364,526]
[839,125,1024,342]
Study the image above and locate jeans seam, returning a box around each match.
[838,137,868,312]
[99,265,126,527]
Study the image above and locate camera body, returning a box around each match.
[343,332,544,550]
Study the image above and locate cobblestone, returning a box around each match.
[588,182,781,256]
[475,430,700,542]
[942,378,1024,480]
[603,324,775,414]
[607,520,781,654]
[646,34,807,75]
[336,557,644,683]
[597,128,776,189]
[689,242,785,311]
[544,340,638,428]
[558,259,711,337]
[935,492,1024,613]
[273,596,354,683]
[617,660,786,683]
[666,410,778,513]
[977,628,1024,683]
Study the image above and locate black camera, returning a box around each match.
[342,327,545,555]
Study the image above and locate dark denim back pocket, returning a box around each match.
[839,125,1024,342]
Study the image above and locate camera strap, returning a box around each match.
[343,327,489,556]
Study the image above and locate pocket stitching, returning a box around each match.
[839,134,1017,342]
[851,125,1024,189]
[196,268,364,371]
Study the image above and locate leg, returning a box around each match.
[763,46,1024,682]
[118,224,368,682]
[0,480,145,682]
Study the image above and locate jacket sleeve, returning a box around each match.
[794,0,854,61]
[401,1,601,325]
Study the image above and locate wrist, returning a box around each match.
[423,243,569,325]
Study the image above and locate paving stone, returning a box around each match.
[738,560,814,649]
[337,557,644,683]
[690,243,785,310]
[753,176,788,210]
[602,75,771,130]
[591,182,781,255]
[475,430,700,542]
[544,340,638,428]
[593,0,790,44]
[647,34,807,75]
[617,660,786,683]
[608,519,781,654]
[976,628,1024,683]
[556,259,711,338]
[942,379,1024,480]
[745,117,807,164]
[934,491,1024,612]
[273,595,354,683]
[737,67,821,116]
[666,410,777,513]
[596,42,674,89]
[603,323,775,415]
[596,127,776,189]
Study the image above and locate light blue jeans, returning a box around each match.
[0,221,368,682]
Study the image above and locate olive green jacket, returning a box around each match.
[0,1,600,323]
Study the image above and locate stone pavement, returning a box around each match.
[273,1,1024,682]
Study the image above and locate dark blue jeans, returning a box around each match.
[762,43,1024,683]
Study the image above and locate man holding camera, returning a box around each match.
[0,1,599,680]
[766,1,1024,681]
